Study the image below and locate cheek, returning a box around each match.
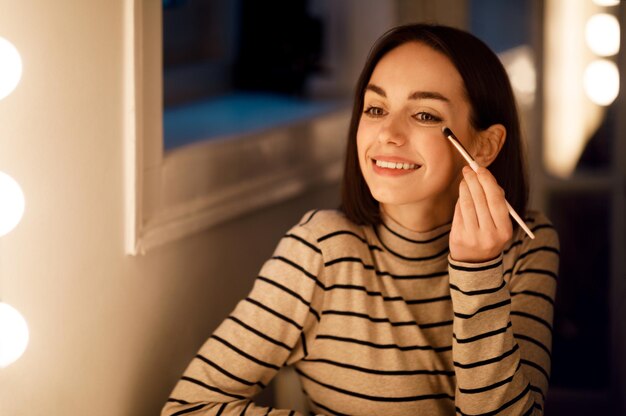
[420,134,456,166]
[420,135,465,187]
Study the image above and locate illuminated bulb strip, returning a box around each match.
[0,36,29,369]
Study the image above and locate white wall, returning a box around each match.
[0,1,339,414]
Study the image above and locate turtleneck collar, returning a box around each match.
[374,211,451,263]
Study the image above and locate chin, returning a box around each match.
[369,189,416,206]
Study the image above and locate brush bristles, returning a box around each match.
[442,126,454,138]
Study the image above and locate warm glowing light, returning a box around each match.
[0,37,22,100]
[592,0,620,6]
[0,302,29,367]
[543,0,604,178]
[0,171,25,237]
[586,14,620,56]
[500,46,536,106]
[584,59,620,106]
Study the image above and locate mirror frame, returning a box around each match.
[123,0,349,255]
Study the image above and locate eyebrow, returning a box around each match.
[365,84,450,103]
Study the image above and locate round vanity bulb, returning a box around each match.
[0,37,22,100]
[0,302,29,367]
[0,171,25,237]
[586,14,620,56]
[584,59,620,106]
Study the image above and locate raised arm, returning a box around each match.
[449,215,559,415]
[448,167,559,414]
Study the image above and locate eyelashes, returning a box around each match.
[414,112,442,123]
[363,106,443,124]
[363,106,386,117]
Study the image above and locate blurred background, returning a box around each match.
[0,0,623,415]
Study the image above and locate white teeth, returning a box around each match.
[375,160,419,170]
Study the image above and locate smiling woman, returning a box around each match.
[161,23,559,416]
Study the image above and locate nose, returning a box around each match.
[378,113,408,146]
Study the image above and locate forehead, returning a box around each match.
[368,42,466,100]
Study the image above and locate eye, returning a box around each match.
[363,106,386,118]
[413,112,442,123]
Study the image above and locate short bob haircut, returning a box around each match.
[340,23,528,228]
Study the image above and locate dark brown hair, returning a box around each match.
[340,23,528,226]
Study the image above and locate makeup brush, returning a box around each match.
[442,126,535,240]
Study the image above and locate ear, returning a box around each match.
[473,124,506,167]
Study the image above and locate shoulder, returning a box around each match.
[504,209,560,266]
[280,209,371,261]
[269,209,363,279]
[293,209,363,239]
[524,210,559,249]
[502,210,560,291]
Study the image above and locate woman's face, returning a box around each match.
[357,41,477,220]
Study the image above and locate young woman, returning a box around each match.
[162,23,559,416]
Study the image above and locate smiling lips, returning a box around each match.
[375,160,420,170]
[372,158,421,176]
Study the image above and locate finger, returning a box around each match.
[458,177,478,232]
[475,167,511,232]
[462,166,495,230]
[452,195,464,229]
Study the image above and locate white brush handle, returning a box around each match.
[505,200,535,239]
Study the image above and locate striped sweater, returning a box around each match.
[162,209,559,416]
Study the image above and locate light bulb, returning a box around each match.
[592,0,620,6]
[0,302,29,367]
[586,14,620,56]
[0,37,22,100]
[0,171,25,237]
[584,59,620,106]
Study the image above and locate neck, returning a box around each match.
[381,199,454,233]
[376,206,452,263]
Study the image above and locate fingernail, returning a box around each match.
[462,166,471,174]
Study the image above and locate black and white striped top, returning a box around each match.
[162,209,559,416]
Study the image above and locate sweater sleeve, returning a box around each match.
[448,215,559,415]
[161,214,325,416]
